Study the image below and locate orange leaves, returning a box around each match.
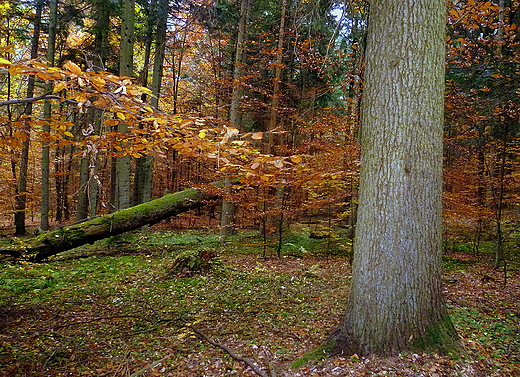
[90,76,106,91]
[63,61,82,76]
[7,60,150,114]
[2,57,321,192]
[53,81,67,93]
[290,155,302,164]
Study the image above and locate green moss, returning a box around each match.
[290,340,335,369]
[412,313,460,355]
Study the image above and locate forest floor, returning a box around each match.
[0,228,519,376]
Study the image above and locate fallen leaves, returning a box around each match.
[0,235,519,376]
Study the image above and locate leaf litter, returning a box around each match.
[0,234,519,376]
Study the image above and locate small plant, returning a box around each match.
[168,248,219,277]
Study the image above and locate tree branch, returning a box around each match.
[190,326,270,377]
[0,93,61,107]
[128,354,174,377]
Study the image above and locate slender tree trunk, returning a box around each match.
[76,154,89,222]
[93,0,110,69]
[493,0,506,270]
[267,0,287,143]
[115,0,135,210]
[89,0,111,215]
[220,0,250,242]
[14,0,43,235]
[133,0,155,206]
[329,0,458,356]
[41,0,58,230]
[134,0,168,205]
[494,126,508,268]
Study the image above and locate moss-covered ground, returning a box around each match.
[0,230,519,376]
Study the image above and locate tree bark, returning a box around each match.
[267,0,287,140]
[1,188,218,262]
[115,0,135,210]
[14,0,44,235]
[41,0,58,231]
[329,0,459,356]
[220,0,250,243]
[134,0,168,206]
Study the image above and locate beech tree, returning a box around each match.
[329,0,459,355]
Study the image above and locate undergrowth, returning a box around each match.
[0,230,518,376]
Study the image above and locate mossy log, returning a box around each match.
[1,188,218,262]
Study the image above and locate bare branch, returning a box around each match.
[0,94,61,107]
[190,326,270,377]
[128,354,174,377]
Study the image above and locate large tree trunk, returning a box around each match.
[1,188,218,263]
[329,0,459,356]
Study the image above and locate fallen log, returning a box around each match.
[1,187,218,262]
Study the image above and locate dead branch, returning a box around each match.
[0,93,61,107]
[190,326,269,377]
[128,353,174,377]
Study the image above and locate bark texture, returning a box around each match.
[331,0,458,356]
[1,188,217,262]
[115,0,135,210]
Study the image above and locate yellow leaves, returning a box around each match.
[116,112,126,121]
[126,88,142,96]
[91,76,106,91]
[137,86,153,96]
[53,81,67,93]
[260,174,274,182]
[105,119,119,127]
[0,44,15,54]
[0,57,11,67]
[63,61,82,76]
[74,92,87,104]
[198,131,207,139]
[449,8,459,18]
[290,155,302,163]
[93,97,108,107]
[8,64,25,75]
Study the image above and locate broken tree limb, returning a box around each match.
[0,187,218,262]
[128,354,174,377]
[190,326,270,377]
